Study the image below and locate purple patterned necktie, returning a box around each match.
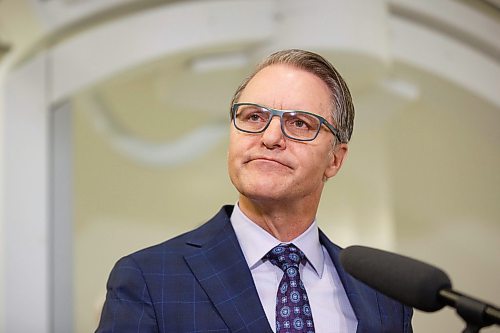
[265,244,315,333]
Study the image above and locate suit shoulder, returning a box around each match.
[122,205,234,266]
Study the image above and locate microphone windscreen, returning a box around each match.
[340,245,452,312]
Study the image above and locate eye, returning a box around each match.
[291,119,308,128]
[248,113,264,122]
[284,112,320,133]
[238,106,268,122]
[289,117,313,130]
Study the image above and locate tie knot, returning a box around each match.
[265,243,306,272]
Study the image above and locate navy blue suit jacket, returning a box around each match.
[96,206,413,332]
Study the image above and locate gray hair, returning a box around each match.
[230,49,354,144]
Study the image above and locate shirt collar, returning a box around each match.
[230,203,325,277]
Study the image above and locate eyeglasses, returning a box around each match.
[231,103,340,142]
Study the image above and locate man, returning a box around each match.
[96,49,413,332]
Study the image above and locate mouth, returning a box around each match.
[245,156,293,169]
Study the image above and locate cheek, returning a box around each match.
[228,132,241,161]
[228,129,257,156]
[227,144,238,173]
[227,131,249,172]
[303,149,332,178]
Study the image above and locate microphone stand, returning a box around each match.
[439,289,500,333]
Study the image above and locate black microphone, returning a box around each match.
[339,245,500,331]
[339,245,451,312]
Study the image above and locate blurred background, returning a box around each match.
[0,0,499,332]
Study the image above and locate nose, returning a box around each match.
[261,116,285,149]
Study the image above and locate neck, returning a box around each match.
[238,195,319,242]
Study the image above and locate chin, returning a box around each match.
[239,183,289,202]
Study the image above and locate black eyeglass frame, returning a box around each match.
[231,102,341,142]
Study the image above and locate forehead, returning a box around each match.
[239,64,333,119]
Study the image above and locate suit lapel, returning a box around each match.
[184,207,273,333]
[320,230,382,333]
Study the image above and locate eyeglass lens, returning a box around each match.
[234,104,321,140]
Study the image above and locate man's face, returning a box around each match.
[227,64,347,204]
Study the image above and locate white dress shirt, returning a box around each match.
[230,203,358,333]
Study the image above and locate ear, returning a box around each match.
[324,143,349,180]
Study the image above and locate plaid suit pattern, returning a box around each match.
[96,206,413,333]
[96,206,271,333]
